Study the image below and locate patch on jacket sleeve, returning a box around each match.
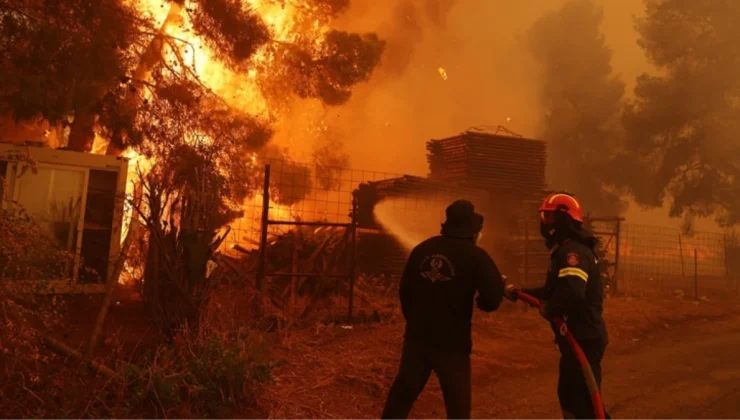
[566,252,580,267]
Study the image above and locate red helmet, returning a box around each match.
[538,192,583,224]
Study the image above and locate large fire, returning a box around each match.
[109,0,338,256]
[136,0,330,116]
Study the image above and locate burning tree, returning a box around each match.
[0,0,145,151]
[616,0,740,226]
[0,0,385,336]
[0,0,384,153]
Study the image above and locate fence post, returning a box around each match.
[291,223,300,319]
[348,193,358,320]
[256,164,271,316]
[678,233,685,281]
[521,221,530,313]
[614,219,621,294]
[724,234,730,290]
[694,248,698,300]
[523,221,529,288]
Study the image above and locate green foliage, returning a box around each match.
[123,333,274,418]
[0,205,74,281]
[619,0,740,225]
[0,302,274,419]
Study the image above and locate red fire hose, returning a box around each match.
[516,291,606,420]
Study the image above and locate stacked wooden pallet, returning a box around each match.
[426,130,547,201]
[426,129,550,279]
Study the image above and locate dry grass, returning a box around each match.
[262,292,740,419]
[261,323,402,418]
[3,270,737,418]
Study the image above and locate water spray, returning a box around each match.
[373,198,444,252]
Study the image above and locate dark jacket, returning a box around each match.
[400,235,505,354]
[522,239,608,347]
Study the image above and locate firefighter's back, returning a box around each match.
[403,235,493,353]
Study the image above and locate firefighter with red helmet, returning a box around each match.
[504,192,610,419]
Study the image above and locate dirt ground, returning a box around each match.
[261,294,740,419]
[14,286,740,419]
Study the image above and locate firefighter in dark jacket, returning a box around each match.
[504,192,609,419]
[381,200,506,420]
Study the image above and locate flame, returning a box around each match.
[117,0,337,258]
[438,67,448,81]
[91,133,109,154]
[137,0,331,119]
[139,0,267,116]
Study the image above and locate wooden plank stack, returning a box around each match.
[350,128,551,280]
[426,129,547,201]
[426,128,550,280]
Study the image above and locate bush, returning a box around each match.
[1,322,274,418]
[0,202,73,408]
[0,205,75,282]
[122,331,275,418]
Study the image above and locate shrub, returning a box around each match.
[0,208,72,418]
[122,331,275,418]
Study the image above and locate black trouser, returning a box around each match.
[381,339,471,419]
[558,339,610,419]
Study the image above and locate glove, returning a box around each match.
[504,284,519,302]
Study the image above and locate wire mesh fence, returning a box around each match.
[217,158,739,315]
[219,158,494,255]
[217,158,499,320]
[218,158,391,251]
[506,218,737,297]
[617,224,735,296]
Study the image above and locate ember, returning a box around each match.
[438,67,449,80]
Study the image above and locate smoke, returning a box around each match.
[337,2,545,174]
[292,0,647,178]
[335,0,458,82]
[526,0,627,215]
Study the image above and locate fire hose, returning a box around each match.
[515,290,606,420]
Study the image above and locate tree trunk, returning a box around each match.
[105,2,184,156]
